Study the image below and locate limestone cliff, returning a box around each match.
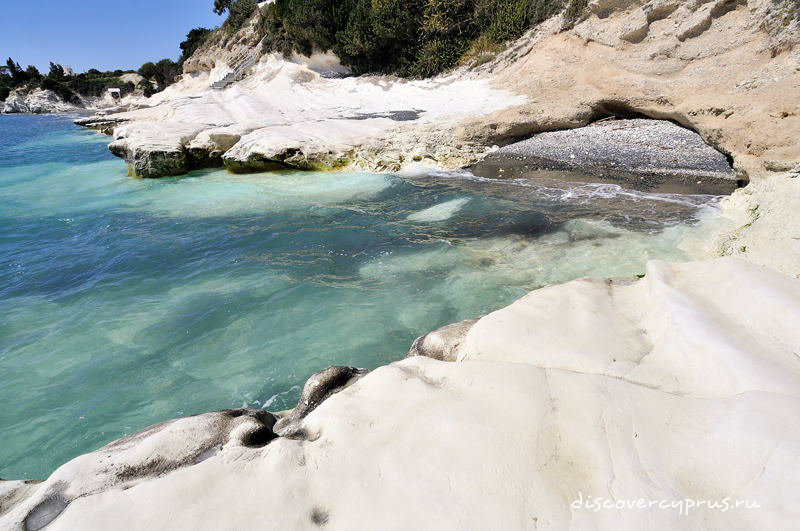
[1,87,83,114]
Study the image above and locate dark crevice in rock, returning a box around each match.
[186,147,226,171]
[241,426,278,448]
[589,99,745,183]
[112,408,277,482]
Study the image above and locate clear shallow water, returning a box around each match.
[0,115,722,479]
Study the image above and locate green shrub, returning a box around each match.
[334,0,423,75]
[529,0,565,24]
[138,80,157,98]
[180,28,212,64]
[249,0,582,77]
[223,0,259,34]
[563,0,588,23]
[40,77,80,104]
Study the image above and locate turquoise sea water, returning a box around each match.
[0,114,722,479]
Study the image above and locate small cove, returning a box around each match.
[0,114,728,479]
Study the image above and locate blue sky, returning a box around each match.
[0,0,225,73]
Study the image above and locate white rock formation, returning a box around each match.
[79,53,527,176]
[1,88,82,114]
[119,73,144,86]
[1,2,797,529]
[1,257,799,531]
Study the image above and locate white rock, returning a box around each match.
[2,257,799,530]
[81,53,528,176]
[2,88,82,114]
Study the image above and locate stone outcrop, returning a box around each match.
[2,88,83,114]
[107,122,206,177]
[273,366,368,436]
[73,0,798,187]
[470,119,739,194]
[406,318,480,362]
[459,0,800,181]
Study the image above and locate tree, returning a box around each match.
[138,61,158,81]
[224,0,259,32]
[213,0,234,14]
[139,59,180,90]
[138,79,156,98]
[154,58,181,87]
[6,58,27,85]
[25,65,42,82]
[333,0,423,75]
[179,27,212,64]
[48,62,66,81]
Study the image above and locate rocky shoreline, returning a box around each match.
[2,0,800,529]
[2,257,800,530]
[469,119,742,194]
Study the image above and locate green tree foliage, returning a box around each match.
[138,79,157,98]
[25,65,42,81]
[138,59,181,93]
[258,0,581,77]
[0,57,141,102]
[48,62,66,82]
[563,0,588,23]
[334,0,423,75]
[214,0,234,15]
[138,61,158,81]
[221,0,259,33]
[179,27,212,64]
[1,57,33,100]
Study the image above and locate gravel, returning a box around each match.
[470,119,741,194]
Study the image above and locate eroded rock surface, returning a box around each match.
[470,119,739,193]
[1,258,799,530]
[0,408,276,531]
[406,318,480,362]
[2,88,82,114]
[274,366,368,436]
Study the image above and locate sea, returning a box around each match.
[0,114,724,479]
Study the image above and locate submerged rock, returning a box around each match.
[470,119,739,194]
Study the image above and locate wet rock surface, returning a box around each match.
[407,318,480,362]
[470,119,739,194]
[274,366,368,436]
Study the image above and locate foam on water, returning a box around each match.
[0,115,726,480]
[407,197,471,222]
[127,170,395,218]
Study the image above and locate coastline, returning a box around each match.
[2,0,800,529]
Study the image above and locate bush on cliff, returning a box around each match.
[138,59,181,92]
[250,0,579,77]
[180,28,213,64]
[216,0,260,33]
